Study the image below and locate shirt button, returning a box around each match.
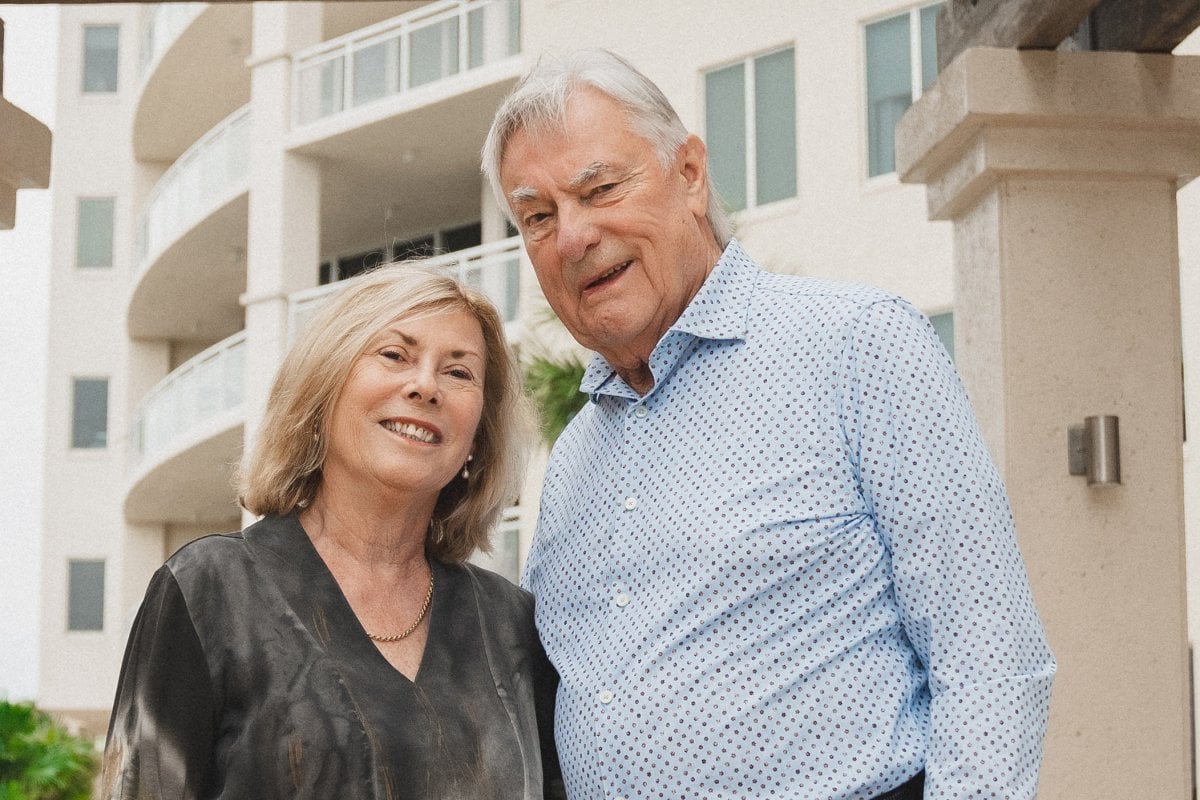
[615,593,630,607]
[598,689,614,704]
[623,496,637,510]
[633,405,648,418]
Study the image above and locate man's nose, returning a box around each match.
[555,204,600,265]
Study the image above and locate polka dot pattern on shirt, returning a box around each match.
[524,240,1055,800]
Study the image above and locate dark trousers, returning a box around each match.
[874,771,924,800]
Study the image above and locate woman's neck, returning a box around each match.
[299,486,433,572]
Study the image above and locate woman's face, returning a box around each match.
[320,308,486,509]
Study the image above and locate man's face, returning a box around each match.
[499,88,719,373]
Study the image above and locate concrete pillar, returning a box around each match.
[897,48,1200,798]
[242,2,322,474]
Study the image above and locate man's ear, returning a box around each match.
[678,134,710,219]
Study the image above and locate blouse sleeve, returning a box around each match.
[101,565,218,800]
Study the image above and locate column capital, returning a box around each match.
[897,47,1200,219]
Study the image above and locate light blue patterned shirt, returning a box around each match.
[523,240,1055,799]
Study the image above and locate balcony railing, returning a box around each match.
[139,2,206,77]
[288,237,523,340]
[129,331,246,474]
[292,0,520,126]
[135,105,251,269]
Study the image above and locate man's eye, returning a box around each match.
[524,212,550,227]
[592,183,617,196]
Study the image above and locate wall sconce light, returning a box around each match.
[1068,415,1121,486]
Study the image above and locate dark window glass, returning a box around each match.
[71,378,108,449]
[68,560,105,631]
[83,25,119,93]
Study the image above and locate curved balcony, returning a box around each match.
[138,2,205,77]
[288,237,524,341]
[128,106,250,343]
[293,0,520,128]
[125,331,246,525]
[135,2,251,162]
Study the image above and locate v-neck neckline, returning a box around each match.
[244,513,447,687]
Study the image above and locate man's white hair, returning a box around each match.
[481,48,733,247]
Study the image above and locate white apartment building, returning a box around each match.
[37,0,1200,784]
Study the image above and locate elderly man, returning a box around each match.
[483,49,1055,800]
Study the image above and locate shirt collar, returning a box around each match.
[580,239,757,395]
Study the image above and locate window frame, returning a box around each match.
[70,376,110,450]
[76,196,116,269]
[702,44,799,214]
[66,558,106,632]
[81,24,120,94]
[862,2,943,180]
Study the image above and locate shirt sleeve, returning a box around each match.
[102,565,218,800]
[839,298,1056,799]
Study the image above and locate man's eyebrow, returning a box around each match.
[568,161,615,190]
[508,186,539,206]
[507,161,619,207]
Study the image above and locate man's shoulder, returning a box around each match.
[753,268,899,312]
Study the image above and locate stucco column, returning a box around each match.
[241,2,322,490]
[897,48,1200,798]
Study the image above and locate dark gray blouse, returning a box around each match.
[102,514,562,799]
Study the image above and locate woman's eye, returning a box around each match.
[448,368,473,380]
[381,349,405,361]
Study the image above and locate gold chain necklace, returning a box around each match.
[366,566,434,643]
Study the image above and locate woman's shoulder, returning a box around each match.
[161,530,254,595]
[451,561,534,614]
[166,530,247,567]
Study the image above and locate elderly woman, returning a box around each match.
[103,265,561,799]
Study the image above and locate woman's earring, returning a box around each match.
[461,454,474,480]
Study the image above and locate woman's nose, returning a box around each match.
[404,367,439,404]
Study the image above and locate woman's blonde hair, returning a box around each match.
[239,263,532,562]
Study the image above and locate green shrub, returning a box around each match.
[524,354,588,446]
[0,701,97,800]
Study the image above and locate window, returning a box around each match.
[71,378,109,449]
[82,25,119,93]
[77,197,115,268]
[929,311,954,361]
[67,559,105,631]
[705,47,797,212]
[865,4,941,177]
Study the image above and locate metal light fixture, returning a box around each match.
[1068,415,1121,486]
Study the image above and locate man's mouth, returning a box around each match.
[380,420,441,444]
[583,260,632,292]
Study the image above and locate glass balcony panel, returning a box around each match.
[294,0,518,126]
[469,506,520,583]
[352,40,390,107]
[408,16,460,89]
[288,238,523,340]
[296,56,345,124]
[136,106,251,271]
[467,7,484,69]
[129,332,246,473]
[504,256,520,322]
[226,112,251,181]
